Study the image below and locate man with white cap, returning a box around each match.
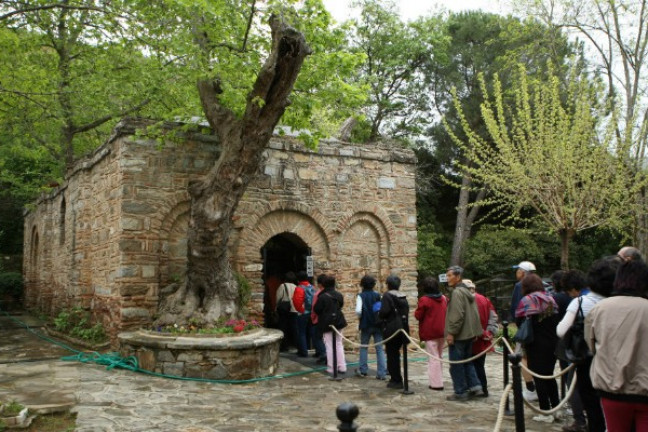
[509,260,538,402]
[509,261,536,321]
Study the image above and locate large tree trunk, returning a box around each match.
[559,228,575,270]
[450,169,485,266]
[156,15,311,325]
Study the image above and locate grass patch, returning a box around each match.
[26,411,76,432]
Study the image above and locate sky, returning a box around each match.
[321,0,512,22]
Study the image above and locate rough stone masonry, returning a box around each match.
[23,118,418,344]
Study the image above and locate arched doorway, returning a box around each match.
[261,232,310,328]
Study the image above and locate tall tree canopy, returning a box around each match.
[450,64,645,268]
[342,0,445,142]
[517,0,648,250]
[420,11,581,265]
[0,0,364,197]
[0,0,365,324]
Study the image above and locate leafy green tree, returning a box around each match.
[516,0,648,251]
[420,12,580,266]
[343,0,446,142]
[417,223,451,281]
[1,0,365,324]
[450,64,645,268]
[464,227,552,280]
[0,1,190,198]
[150,0,364,323]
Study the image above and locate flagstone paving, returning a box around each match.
[0,312,570,431]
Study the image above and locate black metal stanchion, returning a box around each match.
[330,328,343,381]
[503,321,513,415]
[336,402,359,432]
[509,353,526,432]
[401,332,414,395]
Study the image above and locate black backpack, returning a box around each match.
[555,298,590,364]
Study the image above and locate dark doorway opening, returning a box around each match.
[261,233,310,328]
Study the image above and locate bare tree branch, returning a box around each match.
[73,98,151,134]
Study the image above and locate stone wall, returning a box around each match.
[23,118,418,343]
[119,328,283,380]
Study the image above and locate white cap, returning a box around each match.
[513,261,536,272]
[463,279,476,289]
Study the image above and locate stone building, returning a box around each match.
[23,118,418,342]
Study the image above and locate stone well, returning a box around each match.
[118,328,283,380]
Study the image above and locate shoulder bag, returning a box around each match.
[555,298,590,364]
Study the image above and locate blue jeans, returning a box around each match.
[310,322,326,358]
[449,339,481,395]
[359,326,387,378]
[296,314,309,356]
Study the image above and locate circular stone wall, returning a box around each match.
[118,328,283,380]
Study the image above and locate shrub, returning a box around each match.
[417,223,451,281]
[53,307,107,344]
[0,272,23,302]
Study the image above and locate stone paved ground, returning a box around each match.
[0,312,570,431]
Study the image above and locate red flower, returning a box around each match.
[233,324,245,333]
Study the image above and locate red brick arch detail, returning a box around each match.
[335,204,396,248]
[233,201,336,266]
[337,211,392,263]
[159,200,190,236]
[157,201,191,287]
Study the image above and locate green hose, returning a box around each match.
[3,309,429,384]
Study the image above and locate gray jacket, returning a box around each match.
[445,282,482,341]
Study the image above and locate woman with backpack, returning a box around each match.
[379,274,410,389]
[354,275,387,380]
[313,273,347,376]
[516,273,560,423]
[557,258,617,432]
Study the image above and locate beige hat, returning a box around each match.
[463,279,476,289]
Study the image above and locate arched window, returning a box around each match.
[31,226,39,274]
[59,197,66,245]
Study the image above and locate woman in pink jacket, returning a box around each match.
[415,276,448,390]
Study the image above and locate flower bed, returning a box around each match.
[152,319,261,336]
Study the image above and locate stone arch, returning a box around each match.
[233,204,333,322]
[158,201,191,287]
[335,204,396,242]
[335,208,393,288]
[59,197,66,246]
[234,200,336,265]
[30,225,39,279]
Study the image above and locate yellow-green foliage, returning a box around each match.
[446,63,648,267]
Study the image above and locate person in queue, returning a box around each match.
[586,259,648,431]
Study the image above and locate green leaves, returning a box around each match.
[342,0,445,142]
[0,0,365,201]
[451,62,646,267]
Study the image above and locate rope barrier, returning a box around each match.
[6,308,586,429]
[493,383,513,432]
[499,338,575,380]
[328,325,499,365]
[521,369,579,416]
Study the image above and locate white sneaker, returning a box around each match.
[532,414,554,423]
[523,388,538,402]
